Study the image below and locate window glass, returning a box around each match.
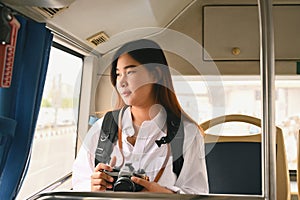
[16,46,83,199]
[173,75,300,170]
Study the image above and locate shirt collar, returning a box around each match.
[121,106,167,137]
[152,106,167,131]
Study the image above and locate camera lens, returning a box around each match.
[113,177,136,192]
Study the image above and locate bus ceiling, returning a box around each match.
[0,0,197,55]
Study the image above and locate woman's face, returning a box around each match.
[116,53,157,107]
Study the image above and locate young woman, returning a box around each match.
[72,39,208,194]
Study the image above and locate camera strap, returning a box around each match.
[117,106,126,168]
[117,106,171,183]
[153,143,170,182]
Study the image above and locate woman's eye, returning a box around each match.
[127,71,135,75]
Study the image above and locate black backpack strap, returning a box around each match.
[95,109,120,166]
[155,112,184,177]
[169,118,184,178]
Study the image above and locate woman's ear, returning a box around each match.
[152,66,162,83]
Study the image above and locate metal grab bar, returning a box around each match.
[257,0,276,200]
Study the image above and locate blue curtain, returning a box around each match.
[0,15,53,199]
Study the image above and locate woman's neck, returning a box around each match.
[130,104,161,126]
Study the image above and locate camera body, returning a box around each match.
[104,163,149,192]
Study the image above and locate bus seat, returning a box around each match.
[200,114,290,200]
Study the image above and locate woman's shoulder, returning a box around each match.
[89,116,104,132]
[182,118,204,139]
[86,108,124,137]
[181,118,205,154]
[182,118,201,132]
[80,116,104,152]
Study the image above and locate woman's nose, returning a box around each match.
[121,81,127,87]
[118,75,128,88]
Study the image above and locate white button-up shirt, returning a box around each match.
[72,107,209,194]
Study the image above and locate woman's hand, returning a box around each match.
[91,156,116,191]
[131,176,175,193]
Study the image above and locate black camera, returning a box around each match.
[104,163,149,192]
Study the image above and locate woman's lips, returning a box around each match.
[121,91,131,97]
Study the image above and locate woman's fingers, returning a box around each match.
[131,177,174,193]
[131,176,150,188]
[91,184,108,191]
[91,163,114,191]
[94,163,113,172]
[91,174,113,188]
[92,170,114,182]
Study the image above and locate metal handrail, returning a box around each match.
[257,0,276,200]
[28,172,72,200]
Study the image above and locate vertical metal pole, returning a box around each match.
[257,0,276,200]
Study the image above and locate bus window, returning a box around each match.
[16,45,83,199]
[173,75,300,171]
